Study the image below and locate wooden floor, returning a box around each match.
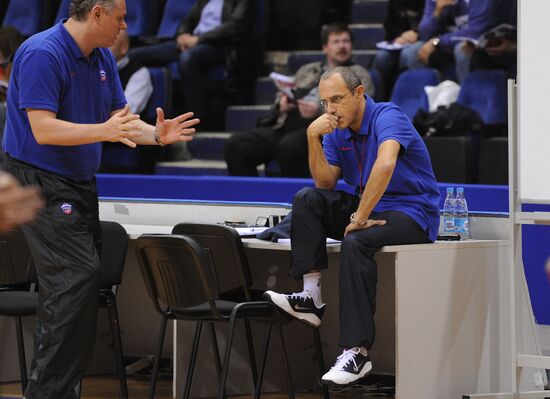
[0,376,389,398]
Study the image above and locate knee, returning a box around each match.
[293,186,319,205]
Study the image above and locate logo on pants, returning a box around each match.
[61,203,72,215]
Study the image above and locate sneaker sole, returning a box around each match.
[264,291,321,327]
[320,361,373,387]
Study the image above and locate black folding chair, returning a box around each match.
[135,232,295,399]
[171,223,329,399]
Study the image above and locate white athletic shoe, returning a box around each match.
[264,290,325,327]
[321,347,373,386]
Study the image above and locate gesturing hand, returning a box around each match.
[155,108,200,145]
[104,105,142,148]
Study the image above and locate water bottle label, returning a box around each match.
[444,218,455,232]
[455,218,469,234]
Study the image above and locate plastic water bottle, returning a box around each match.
[443,187,456,233]
[455,187,470,239]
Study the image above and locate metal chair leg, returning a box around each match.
[208,323,226,399]
[183,322,203,399]
[217,316,238,399]
[312,327,329,399]
[244,320,258,387]
[105,295,128,398]
[14,316,28,394]
[148,315,168,399]
[254,324,273,399]
[277,325,295,399]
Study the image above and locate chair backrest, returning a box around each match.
[144,67,172,123]
[55,0,71,22]
[135,234,217,315]
[0,229,32,286]
[391,68,440,120]
[2,0,45,37]
[126,0,157,38]
[456,69,508,125]
[98,221,129,288]
[156,0,194,39]
[171,223,253,300]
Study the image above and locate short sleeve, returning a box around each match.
[18,49,61,113]
[374,105,416,151]
[322,131,342,167]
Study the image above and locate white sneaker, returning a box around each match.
[321,347,372,386]
[264,290,325,327]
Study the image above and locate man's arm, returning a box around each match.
[307,114,341,189]
[27,106,142,148]
[345,139,400,236]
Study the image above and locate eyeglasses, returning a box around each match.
[320,90,354,111]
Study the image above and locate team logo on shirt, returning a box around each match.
[99,70,107,82]
[61,203,73,215]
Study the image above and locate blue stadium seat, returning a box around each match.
[156,0,195,40]
[255,77,277,105]
[457,70,508,125]
[3,0,45,37]
[390,68,439,120]
[125,0,157,38]
[351,0,388,24]
[225,105,272,132]
[350,24,385,50]
[144,67,172,123]
[55,0,71,22]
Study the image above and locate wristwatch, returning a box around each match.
[349,212,369,226]
[431,37,441,47]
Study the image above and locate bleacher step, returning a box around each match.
[349,23,385,50]
[225,105,272,132]
[156,160,266,176]
[187,132,231,160]
[351,0,388,24]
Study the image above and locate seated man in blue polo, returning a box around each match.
[265,66,440,386]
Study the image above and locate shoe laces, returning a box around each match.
[332,347,362,371]
[286,290,312,301]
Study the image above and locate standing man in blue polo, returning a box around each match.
[2,0,199,397]
[265,66,440,386]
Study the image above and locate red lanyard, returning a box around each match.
[351,135,367,195]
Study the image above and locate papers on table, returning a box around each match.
[376,41,411,51]
[277,238,341,245]
[234,226,269,237]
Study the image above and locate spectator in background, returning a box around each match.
[372,0,424,99]
[224,23,374,177]
[110,30,152,115]
[129,0,254,121]
[0,26,24,161]
[464,0,517,79]
[412,0,500,82]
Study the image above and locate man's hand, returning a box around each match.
[177,34,199,50]
[418,39,437,64]
[344,219,386,237]
[485,38,516,57]
[176,33,187,51]
[297,99,320,119]
[395,30,418,45]
[0,172,44,233]
[434,0,456,17]
[307,113,339,138]
[103,105,142,148]
[155,108,200,145]
[278,94,295,113]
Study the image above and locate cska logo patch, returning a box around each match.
[60,203,73,215]
[99,70,107,82]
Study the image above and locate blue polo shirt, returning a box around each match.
[3,21,126,182]
[323,96,440,241]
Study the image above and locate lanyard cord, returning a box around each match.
[351,135,367,195]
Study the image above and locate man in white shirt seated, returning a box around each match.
[110,30,152,114]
